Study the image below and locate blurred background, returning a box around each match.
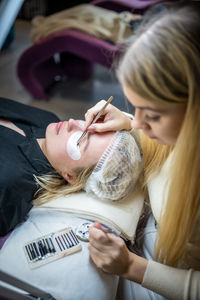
[0,0,183,120]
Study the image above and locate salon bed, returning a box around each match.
[17,0,171,100]
[0,190,144,300]
[0,211,119,300]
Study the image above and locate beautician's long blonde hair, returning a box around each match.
[118,4,200,269]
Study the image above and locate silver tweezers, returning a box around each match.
[77,96,113,146]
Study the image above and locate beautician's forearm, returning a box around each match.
[121,253,148,284]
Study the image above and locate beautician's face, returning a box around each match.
[123,85,186,145]
[44,119,114,177]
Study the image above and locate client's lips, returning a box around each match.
[56,122,63,134]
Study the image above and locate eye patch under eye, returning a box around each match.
[66,131,83,160]
[79,120,86,128]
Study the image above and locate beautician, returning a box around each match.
[85,4,200,299]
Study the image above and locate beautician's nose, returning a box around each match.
[131,109,150,130]
[68,119,80,132]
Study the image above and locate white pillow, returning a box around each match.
[37,189,144,242]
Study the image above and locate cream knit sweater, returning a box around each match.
[142,152,200,299]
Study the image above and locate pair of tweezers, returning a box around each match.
[77,96,113,146]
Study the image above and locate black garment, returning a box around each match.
[0,98,60,236]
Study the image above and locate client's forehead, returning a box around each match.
[82,131,115,164]
[90,131,115,143]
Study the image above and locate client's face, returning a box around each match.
[44,119,115,182]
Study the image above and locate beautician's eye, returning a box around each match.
[145,115,161,122]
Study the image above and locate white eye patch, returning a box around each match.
[66,131,83,160]
[79,120,86,128]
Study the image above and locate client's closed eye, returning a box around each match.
[80,134,90,152]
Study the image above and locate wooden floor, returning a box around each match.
[0,20,132,120]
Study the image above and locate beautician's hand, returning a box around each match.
[84,100,132,132]
[88,221,148,284]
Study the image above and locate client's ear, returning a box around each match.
[62,172,78,185]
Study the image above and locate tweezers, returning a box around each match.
[77,96,113,146]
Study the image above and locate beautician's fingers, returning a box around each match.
[89,226,110,246]
[84,101,132,132]
[93,220,103,230]
[84,100,107,129]
[93,220,113,234]
[88,226,131,275]
[89,244,114,272]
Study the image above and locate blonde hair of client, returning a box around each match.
[34,165,94,206]
[117,4,200,269]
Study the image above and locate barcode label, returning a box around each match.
[24,227,82,269]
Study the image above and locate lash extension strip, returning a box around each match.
[23,227,82,269]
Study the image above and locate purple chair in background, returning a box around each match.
[92,0,169,11]
[17,29,123,100]
[17,0,175,100]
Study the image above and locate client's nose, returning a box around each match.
[68,119,80,131]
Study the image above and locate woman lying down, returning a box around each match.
[0,97,142,237]
[0,97,142,300]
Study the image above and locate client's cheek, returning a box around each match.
[66,131,83,161]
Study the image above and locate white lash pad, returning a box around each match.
[66,131,83,160]
[79,120,86,127]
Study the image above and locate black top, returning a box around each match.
[0,98,60,236]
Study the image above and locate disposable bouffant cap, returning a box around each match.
[84,131,143,201]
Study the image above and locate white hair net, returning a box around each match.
[84,130,143,201]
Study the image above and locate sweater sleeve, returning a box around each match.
[142,260,200,300]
